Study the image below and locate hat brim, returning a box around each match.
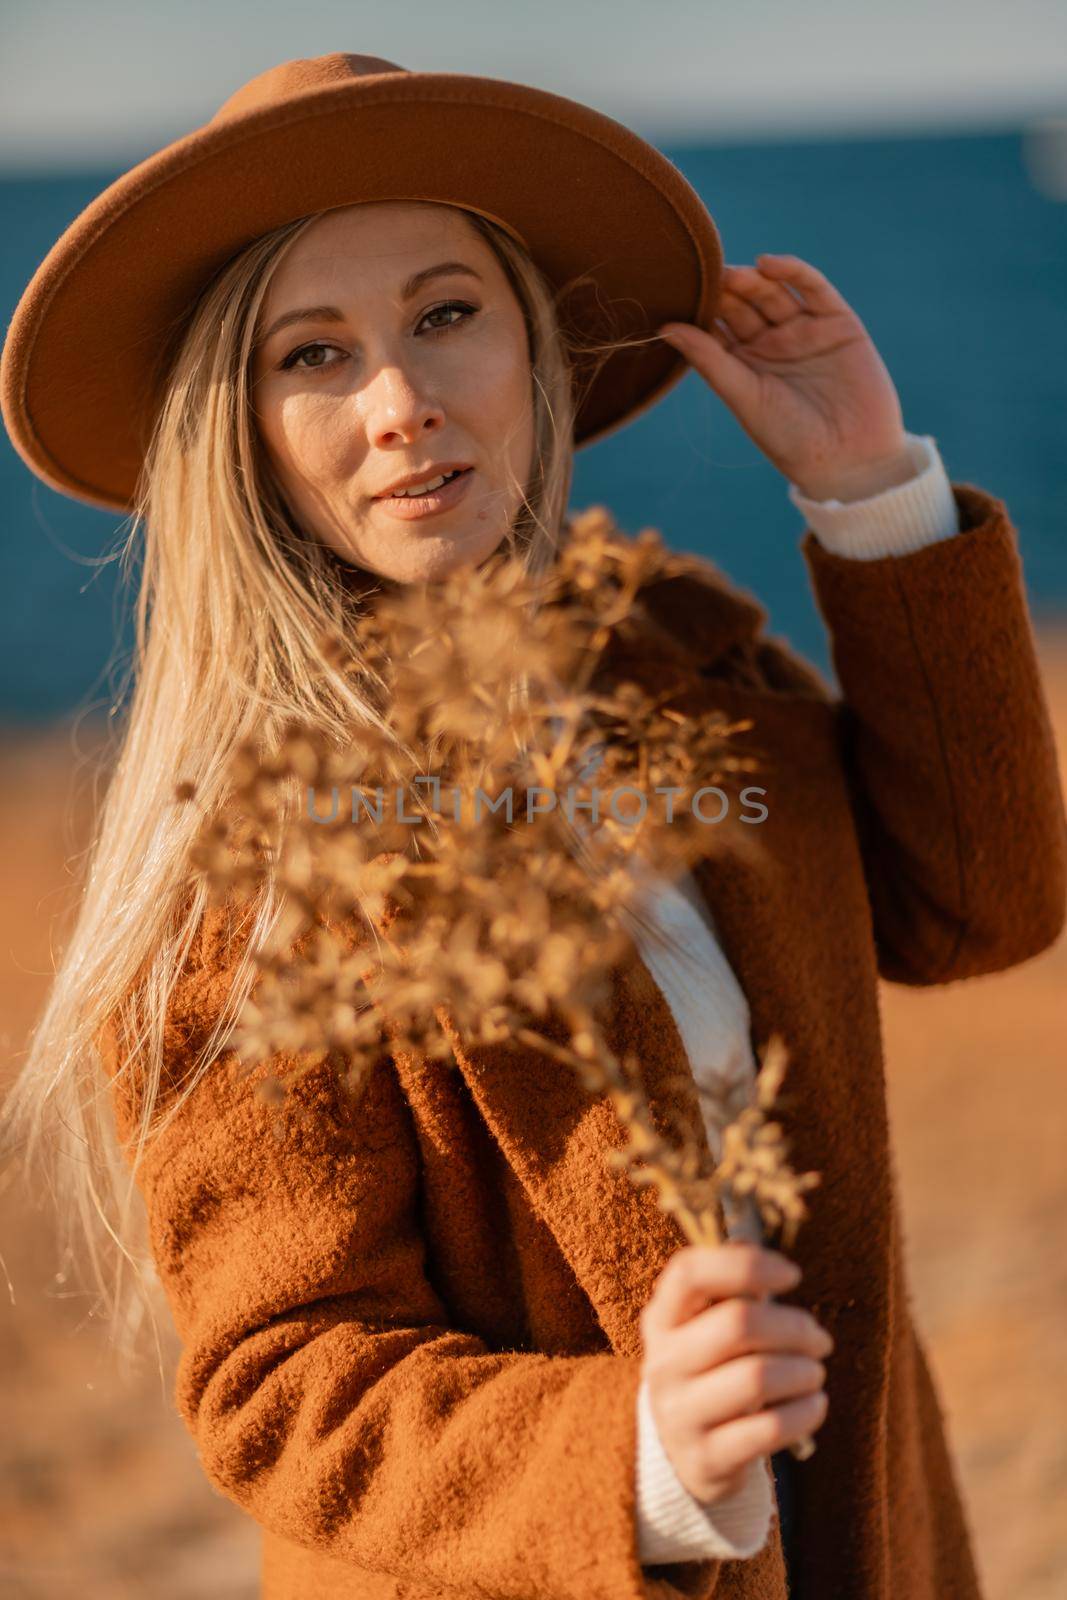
[1,70,724,514]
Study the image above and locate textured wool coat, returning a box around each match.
[100,479,1067,1600]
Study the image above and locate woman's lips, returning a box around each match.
[374,467,474,520]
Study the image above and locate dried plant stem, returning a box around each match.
[512,1022,819,1460]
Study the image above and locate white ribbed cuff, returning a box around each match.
[635,1375,774,1564]
[788,432,960,558]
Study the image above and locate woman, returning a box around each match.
[2,51,1065,1600]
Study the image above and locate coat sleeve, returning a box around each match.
[98,901,721,1600]
[760,480,1067,984]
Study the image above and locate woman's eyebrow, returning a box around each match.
[257,261,484,346]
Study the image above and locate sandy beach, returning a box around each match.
[2,627,1065,1599]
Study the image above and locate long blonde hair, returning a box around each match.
[0,200,676,1380]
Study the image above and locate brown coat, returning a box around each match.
[101,481,1067,1600]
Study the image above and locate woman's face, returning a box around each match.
[250,201,536,585]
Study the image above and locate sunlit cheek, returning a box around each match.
[278,394,357,486]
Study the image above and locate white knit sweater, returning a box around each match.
[630,432,961,1566]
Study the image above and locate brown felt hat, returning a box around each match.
[0,51,725,516]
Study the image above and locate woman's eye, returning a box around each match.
[281,342,341,372]
[419,300,478,335]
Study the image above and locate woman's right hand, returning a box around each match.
[639,1242,834,1505]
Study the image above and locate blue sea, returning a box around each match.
[2,127,1065,724]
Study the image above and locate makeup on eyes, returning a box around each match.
[278,301,479,371]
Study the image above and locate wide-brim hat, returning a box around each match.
[0,51,725,516]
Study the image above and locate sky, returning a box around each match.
[2,0,1067,170]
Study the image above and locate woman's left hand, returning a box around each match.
[658,254,913,503]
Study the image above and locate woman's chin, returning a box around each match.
[389,528,508,584]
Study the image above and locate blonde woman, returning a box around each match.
[2,52,1064,1600]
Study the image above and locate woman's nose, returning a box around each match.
[364,365,447,447]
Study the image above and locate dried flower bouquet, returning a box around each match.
[180,505,822,1459]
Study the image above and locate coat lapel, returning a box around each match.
[436,944,727,1356]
